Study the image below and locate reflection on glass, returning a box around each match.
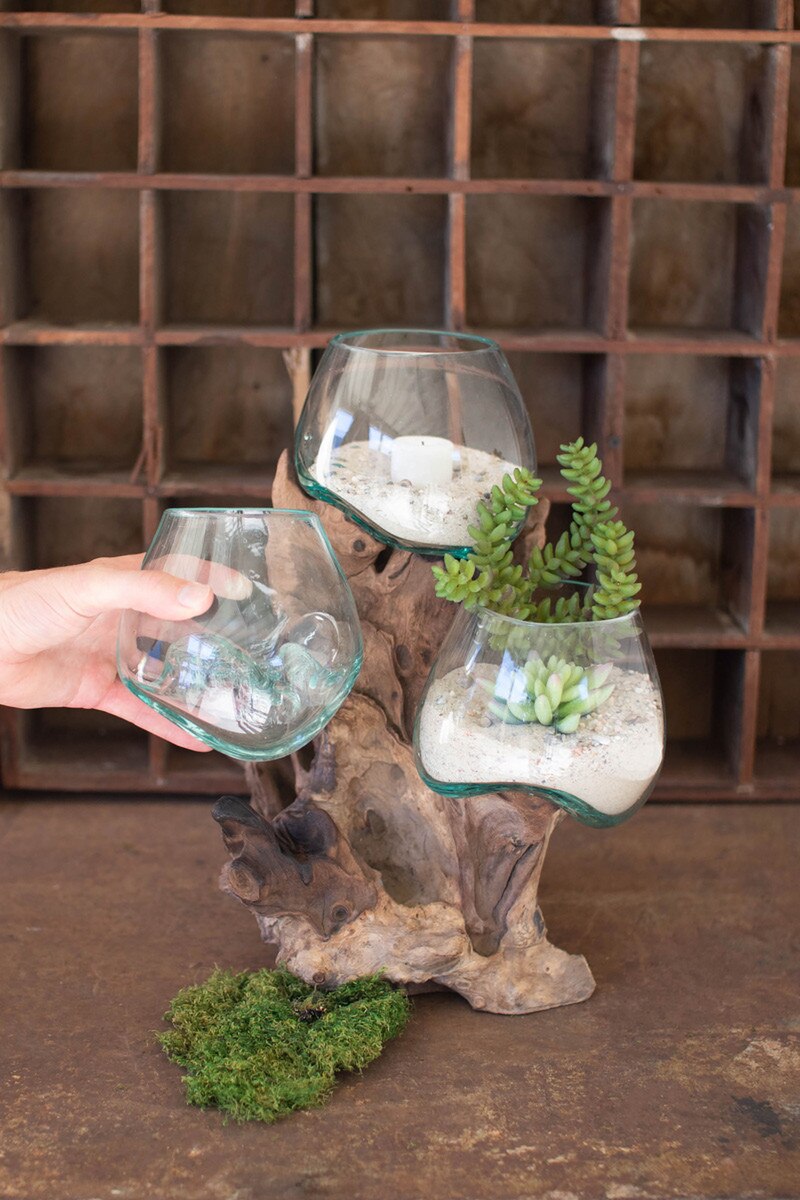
[117,508,362,760]
[414,605,664,827]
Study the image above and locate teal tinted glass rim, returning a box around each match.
[157,506,323,518]
[120,646,364,762]
[295,457,507,559]
[328,328,501,356]
[473,603,645,631]
[414,756,656,829]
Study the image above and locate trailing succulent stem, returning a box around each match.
[433,438,641,626]
[433,467,541,610]
[481,655,615,734]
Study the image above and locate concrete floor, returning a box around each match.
[0,798,798,1200]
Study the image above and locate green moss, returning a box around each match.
[159,967,411,1123]
[432,438,641,625]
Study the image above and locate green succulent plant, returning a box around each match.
[477,655,615,734]
[432,438,641,626]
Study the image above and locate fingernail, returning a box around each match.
[178,582,212,609]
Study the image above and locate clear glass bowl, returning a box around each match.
[117,508,363,760]
[295,328,536,556]
[414,606,665,827]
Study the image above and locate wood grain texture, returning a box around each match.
[164,345,293,469]
[162,191,295,325]
[212,450,596,1015]
[20,32,138,172]
[2,799,798,1197]
[466,194,602,330]
[26,188,140,324]
[160,32,296,174]
[315,36,451,177]
[471,39,596,180]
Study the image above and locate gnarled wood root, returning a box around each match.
[212,451,595,1015]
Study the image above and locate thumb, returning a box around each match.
[0,561,214,660]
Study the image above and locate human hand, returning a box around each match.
[0,555,216,751]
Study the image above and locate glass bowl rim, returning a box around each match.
[474,603,645,632]
[148,508,355,593]
[160,506,321,519]
[329,328,502,357]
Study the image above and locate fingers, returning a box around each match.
[147,554,253,601]
[0,561,214,661]
[61,562,216,621]
[99,679,213,752]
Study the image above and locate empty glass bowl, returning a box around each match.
[414,606,665,827]
[117,509,362,760]
[295,329,536,556]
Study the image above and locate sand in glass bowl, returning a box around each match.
[414,606,665,827]
[295,329,536,556]
[117,509,362,760]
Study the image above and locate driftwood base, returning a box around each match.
[212,452,595,1015]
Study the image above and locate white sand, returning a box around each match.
[313,441,521,546]
[418,665,664,817]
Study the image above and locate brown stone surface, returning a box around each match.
[0,798,798,1200]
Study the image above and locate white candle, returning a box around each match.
[390,436,454,487]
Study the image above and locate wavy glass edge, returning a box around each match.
[295,452,506,559]
[328,328,502,356]
[412,606,665,828]
[120,650,364,762]
[414,757,657,829]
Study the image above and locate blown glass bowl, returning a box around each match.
[295,328,536,556]
[117,508,362,760]
[414,605,665,827]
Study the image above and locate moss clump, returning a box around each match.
[159,967,411,1123]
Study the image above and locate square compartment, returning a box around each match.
[621,502,755,634]
[162,192,294,327]
[639,1,764,25]
[2,346,143,480]
[160,34,295,174]
[765,508,800,635]
[315,1,451,15]
[13,2,139,11]
[772,358,800,494]
[505,353,599,478]
[629,200,764,335]
[653,648,741,787]
[163,346,294,488]
[474,0,595,18]
[163,1,294,12]
[19,32,138,171]
[316,0,450,12]
[755,651,800,783]
[786,50,800,187]
[471,39,602,181]
[19,189,139,325]
[466,195,609,331]
[623,356,760,492]
[16,495,145,570]
[779,204,800,338]
[315,37,451,177]
[635,44,768,184]
[314,194,446,327]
